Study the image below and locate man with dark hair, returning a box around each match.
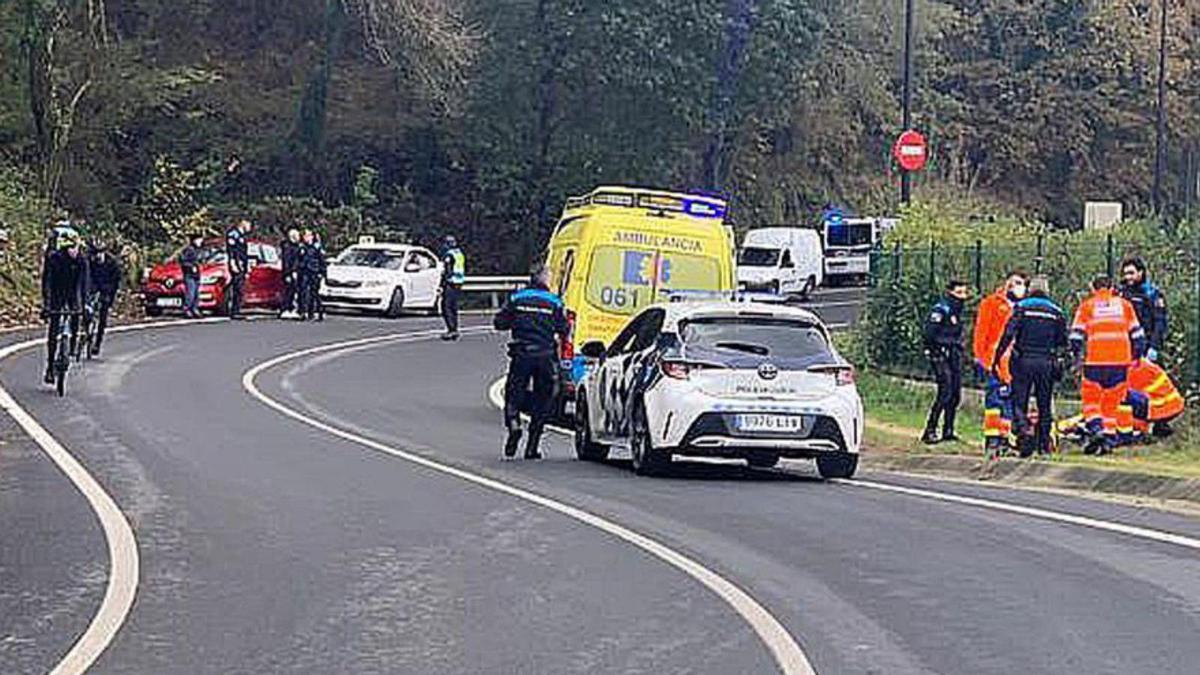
[225,220,252,319]
[995,276,1068,457]
[922,280,969,444]
[1120,256,1168,362]
[180,234,205,318]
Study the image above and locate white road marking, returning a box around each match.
[245,330,816,675]
[834,479,1200,551]
[0,316,224,675]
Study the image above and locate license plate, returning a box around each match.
[733,414,808,434]
[156,297,183,308]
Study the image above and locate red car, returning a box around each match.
[142,239,285,315]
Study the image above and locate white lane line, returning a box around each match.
[834,479,1200,551]
[0,316,227,675]
[486,381,1200,554]
[245,331,816,675]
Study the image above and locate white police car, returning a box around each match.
[574,301,862,478]
[320,243,443,317]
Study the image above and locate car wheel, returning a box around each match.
[426,291,442,317]
[574,392,610,462]
[816,453,858,479]
[385,287,405,319]
[746,452,780,469]
[145,306,163,317]
[630,404,669,477]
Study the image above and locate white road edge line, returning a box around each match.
[244,329,816,675]
[0,316,226,675]
[486,382,1200,553]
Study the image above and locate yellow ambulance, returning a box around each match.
[544,186,737,390]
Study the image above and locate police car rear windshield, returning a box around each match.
[739,247,781,267]
[680,318,832,361]
[335,248,406,270]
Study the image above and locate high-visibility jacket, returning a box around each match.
[973,287,1014,382]
[1128,359,1185,421]
[443,247,466,285]
[1070,289,1145,366]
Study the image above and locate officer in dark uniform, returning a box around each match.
[40,229,88,384]
[994,276,1069,457]
[297,229,326,321]
[87,240,122,356]
[279,228,301,318]
[922,280,969,444]
[1120,257,1168,362]
[226,219,252,319]
[179,233,205,318]
[493,267,570,460]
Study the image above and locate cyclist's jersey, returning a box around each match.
[42,250,88,311]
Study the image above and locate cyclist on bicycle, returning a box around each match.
[88,239,122,356]
[41,227,88,384]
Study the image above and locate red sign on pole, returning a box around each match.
[893,130,928,172]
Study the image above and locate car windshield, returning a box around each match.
[739,247,781,267]
[680,317,832,361]
[826,223,872,248]
[335,248,407,270]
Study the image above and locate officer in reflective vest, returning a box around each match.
[1126,358,1185,438]
[973,272,1027,455]
[1070,276,1146,454]
[440,235,466,341]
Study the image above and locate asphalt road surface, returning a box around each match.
[3,297,1200,674]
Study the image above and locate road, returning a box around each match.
[2,293,1199,674]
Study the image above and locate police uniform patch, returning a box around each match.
[929,312,944,323]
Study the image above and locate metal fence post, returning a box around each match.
[928,238,937,290]
[1106,233,1115,278]
[1035,233,1045,275]
[1195,239,1200,396]
[973,239,983,291]
[893,241,901,282]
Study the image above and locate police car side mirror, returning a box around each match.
[404,262,421,273]
[580,341,607,360]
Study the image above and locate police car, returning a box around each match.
[319,242,443,317]
[574,300,862,478]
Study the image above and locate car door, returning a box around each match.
[597,319,641,439]
[618,309,666,434]
[409,250,441,305]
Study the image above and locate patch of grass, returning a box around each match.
[857,367,1200,480]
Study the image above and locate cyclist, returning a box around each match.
[88,239,122,356]
[41,228,88,384]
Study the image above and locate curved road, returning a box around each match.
[2,306,1199,674]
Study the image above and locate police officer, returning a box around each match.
[280,228,301,319]
[994,276,1069,457]
[440,235,466,341]
[40,228,88,384]
[297,229,326,321]
[923,280,969,444]
[87,240,122,356]
[1120,257,1168,362]
[493,267,570,460]
[226,219,252,319]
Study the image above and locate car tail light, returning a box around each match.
[661,360,691,380]
[560,309,577,360]
[810,364,855,386]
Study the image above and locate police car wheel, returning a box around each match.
[630,405,669,477]
[385,287,405,319]
[574,393,609,462]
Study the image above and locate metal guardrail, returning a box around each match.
[462,276,527,308]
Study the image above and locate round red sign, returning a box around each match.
[893,130,928,172]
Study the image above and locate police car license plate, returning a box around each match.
[734,414,808,434]
[156,297,183,308]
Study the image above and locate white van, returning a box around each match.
[737,228,824,300]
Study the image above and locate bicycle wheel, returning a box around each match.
[56,367,66,397]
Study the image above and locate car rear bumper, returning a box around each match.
[669,411,853,459]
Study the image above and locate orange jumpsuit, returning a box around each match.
[973,287,1014,445]
[1070,289,1146,442]
[1127,359,1185,433]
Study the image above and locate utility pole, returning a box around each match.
[1152,0,1169,217]
[901,0,915,205]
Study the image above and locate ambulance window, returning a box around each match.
[585,246,721,316]
[557,250,575,297]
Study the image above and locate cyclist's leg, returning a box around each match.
[45,317,60,382]
[93,299,110,353]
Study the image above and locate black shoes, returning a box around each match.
[503,428,522,459]
[43,369,55,385]
[441,332,460,342]
[921,430,940,445]
[524,431,544,460]
[941,431,961,444]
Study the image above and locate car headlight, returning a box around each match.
[201,274,223,285]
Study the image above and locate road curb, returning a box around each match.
[861,452,1200,505]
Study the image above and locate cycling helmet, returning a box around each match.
[55,226,81,250]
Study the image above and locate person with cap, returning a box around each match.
[994,276,1069,457]
[225,219,252,319]
[440,235,466,341]
[87,239,122,356]
[493,266,570,460]
[40,227,88,384]
[280,228,302,319]
[923,280,969,444]
[180,233,205,318]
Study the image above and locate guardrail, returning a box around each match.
[462,275,527,308]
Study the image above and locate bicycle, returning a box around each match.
[75,292,99,362]
[49,310,81,397]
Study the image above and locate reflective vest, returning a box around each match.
[1128,359,1185,421]
[1070,289,1144,366]
[973,287,1014,382]
[446,248,466,285]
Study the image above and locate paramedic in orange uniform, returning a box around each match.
[1126,358,1185,438]
[973,272,1027,455]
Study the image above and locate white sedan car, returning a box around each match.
[574,301,863,478]
[320,243,443,317]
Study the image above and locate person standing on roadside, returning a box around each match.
[87,240,122,356]
[922,280,969,444]
[297,229,326,321]
[280,228,301,319]
[180,233,204,318]
[994,276,1068,457]
[494,266,570,460]
[972,272,1028,455]
[1119,257,1168,363]
[440,235,465,341]
[226,219,252,319]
